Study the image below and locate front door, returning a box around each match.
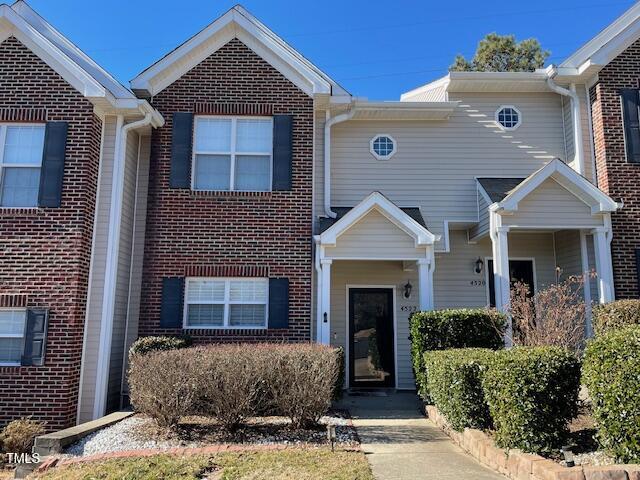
[348,288,395,388]
[488,259,535,307]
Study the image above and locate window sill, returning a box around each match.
[0,207,43,217]
[183,327,269,335]
[190,190,272,199]
[0,362,22,368]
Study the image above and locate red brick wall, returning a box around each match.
[590,38,640,298]
[0,37,101,430]
[140,38,313,342]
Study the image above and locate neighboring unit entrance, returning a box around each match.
[487,259,535,307]
[348,288,395,388]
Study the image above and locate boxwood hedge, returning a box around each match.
[481,347,580,454]
[129,335,192,359]
[409,309,505,401]
[582,325,640,463]
[424,348,493,431]
[592,300,640,336]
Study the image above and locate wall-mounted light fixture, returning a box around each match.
[403,280,413,299]
[474,257,484,275]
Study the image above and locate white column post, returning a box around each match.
[579,230,593,337]
[319,259,332,345]
[492,226,512,346]
[417,256,434,311]
[592,227,614,304]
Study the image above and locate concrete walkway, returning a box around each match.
[339,392,505,480]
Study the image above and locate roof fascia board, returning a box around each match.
[319,192,437,247]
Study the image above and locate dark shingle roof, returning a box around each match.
[319,207,427,233]
[477,178,526,203]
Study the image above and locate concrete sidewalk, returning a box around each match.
[338,392,505,480]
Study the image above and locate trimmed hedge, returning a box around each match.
[424,348,493,431]
[592,300,640,336]
[409,309,505,400]
[481,347,580,454]
[583,325,640,463]
[129,335,192,359]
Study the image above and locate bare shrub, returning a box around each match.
[509,271,590,351]
[0,418,45,460]
[267,344,340,429]
[128,349,202,428]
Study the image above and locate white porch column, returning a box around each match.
[492,226,512,346]
[417,257,434,311]
[592,227,615,304]
[319,259,332,345]
[580,231,593,337]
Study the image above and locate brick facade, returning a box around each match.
[139,38,313,342]
[590,38,640,298]
[0,37,101,429]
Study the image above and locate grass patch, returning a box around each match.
[33,448,373,480]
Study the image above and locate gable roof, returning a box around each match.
[558,2,640,79]
[317,192,438,247]
[476,178,526,203]
[492,158,620,215]
[0,1,160,120]
[319,206,428,233]
[131,5,349,98]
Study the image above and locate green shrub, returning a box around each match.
[481,347,580,454]
[582,325,640,463]
[592,300,640,336]
[424,348,493,431]
[409,309,505,401]
[128,335,192,359]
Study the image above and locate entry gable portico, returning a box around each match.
[314,192,438,345]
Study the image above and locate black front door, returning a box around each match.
[488,259,535,307]
[348,288,395,388]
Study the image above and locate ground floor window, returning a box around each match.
[0,309,26,365]
[184,278,268,328]
[487,259,535,307]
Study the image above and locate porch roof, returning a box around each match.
[476,177,526,203]
[319,206,428,233]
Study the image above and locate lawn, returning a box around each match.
[33,448,374,480]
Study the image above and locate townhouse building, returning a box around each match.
[0,0,638,427]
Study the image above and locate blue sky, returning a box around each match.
[24,0,636,100]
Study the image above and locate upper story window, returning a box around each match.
[495,106,521,130]
[0,125,45,207]
[0,309,26,365]
[370,134,396,160]
[184,277,268,329]
[193,116,272,191]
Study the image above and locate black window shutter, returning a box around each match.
[160,277,184,328]
[272,115,293,190]
[170,112,193,188]
[38,122,68,207]
[268,278,289,329]
[621,89,640,163]
[22,309,49,366]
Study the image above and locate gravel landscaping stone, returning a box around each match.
[65,412,358,457]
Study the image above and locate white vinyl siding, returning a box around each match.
[554,230,583,282]
[501,178,603,228]
[0,309,26,365]
[328,92,566,249]
[192,116,272,192]
[184,278,268,329]
[0,124,45,207]
[469,191,490,239]
[324,209,425,259]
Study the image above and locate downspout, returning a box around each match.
[93,112,153,419]
[546,67,585,176]
[324,109,355,218]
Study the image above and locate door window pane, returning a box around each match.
[194,154,231,190]
[234,155,270,191]
[1,167,40,207]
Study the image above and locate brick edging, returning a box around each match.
[424,405,640,480]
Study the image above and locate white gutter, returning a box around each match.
[324,109,355,218]
[92,112,153,419]
[546,66,585,176]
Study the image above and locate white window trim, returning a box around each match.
[183,277,269,329]
[0,123,46,208]
[495,105,522,131]
[369,134,397,160]
[0,307,27,366]
[191,115,273,192]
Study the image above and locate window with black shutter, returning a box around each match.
[621,89,640,163]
